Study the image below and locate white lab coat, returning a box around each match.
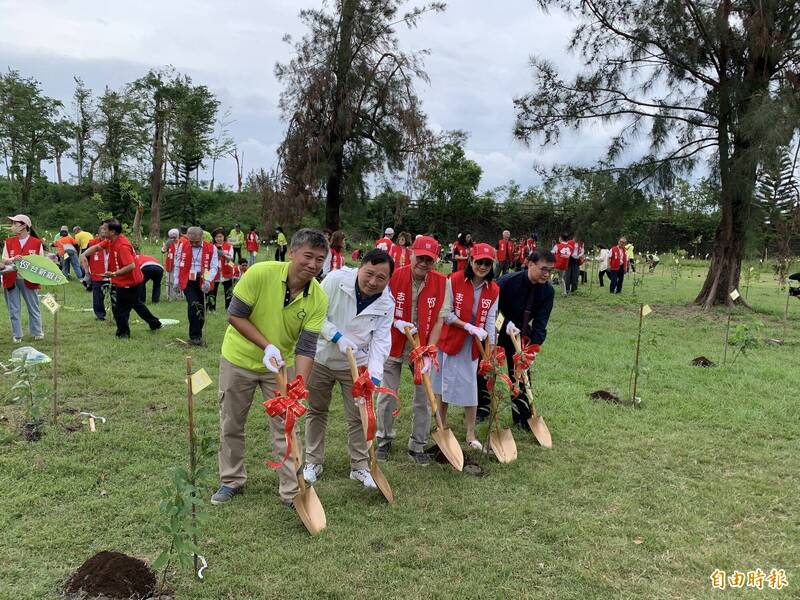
[316,267,395,381]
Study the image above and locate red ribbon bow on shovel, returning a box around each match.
[408,344,440,385]
[352,368,399,441]
[512,343,541,381]
[478,346,518,396]
[263,375,308,468]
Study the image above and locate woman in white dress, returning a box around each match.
[431,243,499,449]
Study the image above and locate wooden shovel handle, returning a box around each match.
[346,348,372,444]
[403,327,446,430]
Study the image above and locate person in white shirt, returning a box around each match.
[597,244,611,287]
[302,249,395,489]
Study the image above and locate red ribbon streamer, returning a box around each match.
[513,343,541,380]
[262,375,308,469]
[478,346,507,377]
[409,344,440,385]
[352,368,399,441]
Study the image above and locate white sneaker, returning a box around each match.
[350,469,378,490]
[12,337,22,343]
[33,335,44,341]
[303,463,323,483]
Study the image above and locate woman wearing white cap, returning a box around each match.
[162,228,182,301]
[2,215,45,342]
[431,242,498,449]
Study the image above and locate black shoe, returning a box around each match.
[150,322,162,331]
[407,449,430,466]
[376,442,391,462]
[189,338,203,346]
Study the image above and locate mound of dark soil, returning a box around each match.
[64,551,157,599]
[589,390,620,403]
[691,356,715,367]
[22,419,44,441]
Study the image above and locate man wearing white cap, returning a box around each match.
[2,215,45,342]
[161,228,181,301]
[375,227,394,253]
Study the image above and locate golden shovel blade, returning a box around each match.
[432,428,464,471]
[527,415,552,449]
[489,427,518,463]
[293,483,326,535]
[369,451,394,503]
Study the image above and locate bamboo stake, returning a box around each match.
[52,308,59,425]
[631,304,644,403]
[781,290,791,342]
[185,356,198,576]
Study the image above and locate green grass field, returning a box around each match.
[0,251,797,599]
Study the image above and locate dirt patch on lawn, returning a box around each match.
[589,390,621,403]
[691,356,716,367]
[64,551,157,599]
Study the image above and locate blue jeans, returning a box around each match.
[609,268,625,293]
[92,280,109,320]
[4,278,43,338]
[62,251,84,280]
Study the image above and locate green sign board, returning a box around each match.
[13,254,67,286]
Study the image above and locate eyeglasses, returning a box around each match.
[474,259,493,268]
[533,265,553,274]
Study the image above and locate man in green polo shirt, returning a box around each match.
[212,228,329,507]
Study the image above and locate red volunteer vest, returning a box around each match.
[439,271,499,360]
[554,241,573,271]
[217,242,234,280]
[329,248,343,272]
[87,238,107,282]
[610,245,628,271]
[452,242,469,272]
[136,255,162,269]
[164,242,177,271]
[389,265,447,357]
[246,232,259,252]
[497,239,514,262]
[3,236,43,289]
[518,239,537,263]
[177,239,215,289]
[389,244,410,269]
[375,237,393,252]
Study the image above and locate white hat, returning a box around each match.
[168,228,179,238]
[7,214,32,228]
[384,227,395,236]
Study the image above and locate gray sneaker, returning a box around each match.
[407,449,430,466]
[210,485,242,505]
[376,442,391,462]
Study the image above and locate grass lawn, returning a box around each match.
[0,251,797,599]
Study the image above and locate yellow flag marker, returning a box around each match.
[495,311,505,334]
[191,368,212,393]
[641,304,652,317]
[41,293,60,314]
[729,289,740,301]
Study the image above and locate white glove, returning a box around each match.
[464,323,488,341]
[394,320,417,335]
[420,356,433,375]
[201,281,212,294]
[262,344,285,373]
[336,335,357,354]
[506,321,520,337]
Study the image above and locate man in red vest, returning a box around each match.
[552,232,574,297]
[80,224,110,321]
[172,226,219,345]
[83,219,162,338]
[162,228,181,301]
[136,254,164,304]
[609,237,628,293]
[375,227,394,252]
[495,229,514,277]
[376,235,451,466]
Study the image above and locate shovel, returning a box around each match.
[345,348,394,503]
[404,328,464,471]
[275,368,326,535]
[474,338,517,463]
[510,333,552,449]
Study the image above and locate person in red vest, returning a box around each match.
[207,228,234,312]
[389,231,412,270]
[375,227,394,252]
[83,219,162,338]
[432,243,498,450]
[321,230,346,279]
[376,235,451,466]
[245,225,259,266]
[564,233,582,294]
[171,227,219,345]
[552,232,574,297]
[2,214,45,342]
[80,224,111,321]
[162,228,182,301]
[495,230,514,277]
[517,234,537,270]
[451,232,472,273]
[136,254,164,304]
[609,237,628,294]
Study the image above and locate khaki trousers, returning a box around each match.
[304,363,369,471]
[376,356,431,453]
[217,357,299,502]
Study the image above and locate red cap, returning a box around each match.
[411,235,440,259]
[470,243,495,261]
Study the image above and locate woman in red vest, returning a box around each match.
[389,231,412,270]
[609,237,628,293]
[321,230,345,279]
[162,228,181,301]
[206,228,234,311]
[2,214,45,342]
[451,232,472,273]
[433,243,498,450]
[552,232,574,296]
[245,225,259,266]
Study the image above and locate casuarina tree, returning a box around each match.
[514,0,800,307]
[276,0,445,231]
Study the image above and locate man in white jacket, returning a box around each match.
[303,249,395,489]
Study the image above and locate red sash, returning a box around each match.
[3,236,43,289]
[439,271,499,359]
[389,265,446,357]
[177,239,214,288]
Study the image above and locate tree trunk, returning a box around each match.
[55,152,63,184]
[21,162,34,210]
[209,156,216,192]
[325,152,344,231]
[132,204,144,247]
[149,102,165,239]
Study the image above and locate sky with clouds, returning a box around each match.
[0,0,633,191]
